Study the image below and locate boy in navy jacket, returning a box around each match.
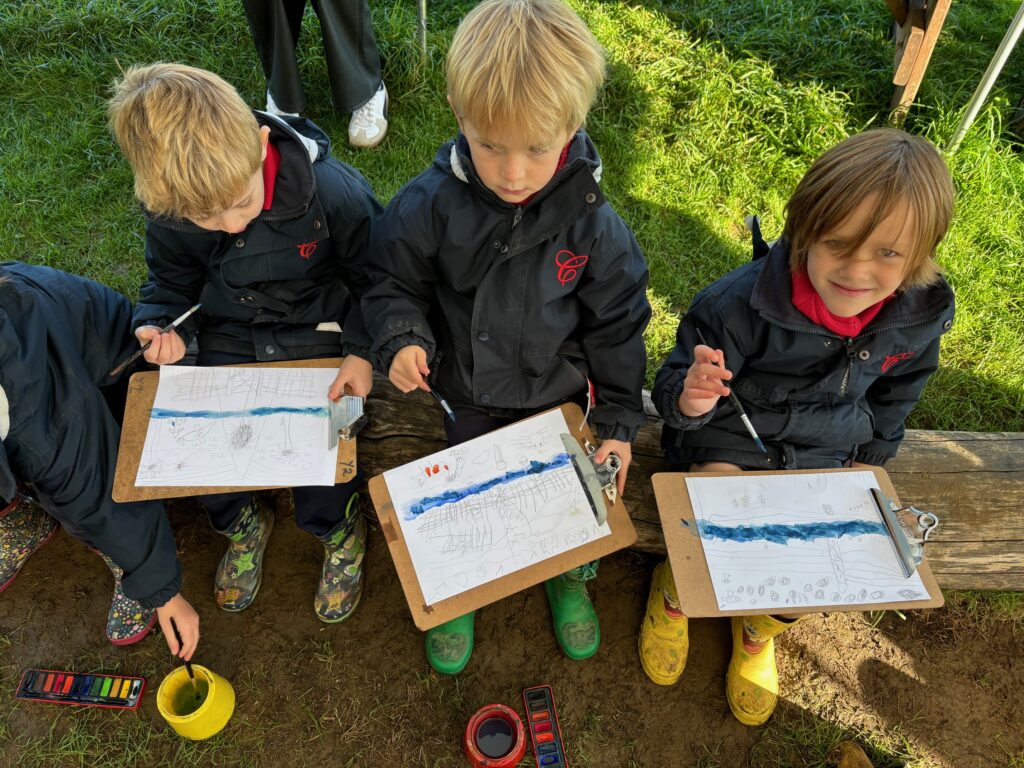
[0,263,198,659]
[639,129,955,726]
[360,0,651,674]
[108,63,380,624]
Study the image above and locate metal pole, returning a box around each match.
[947,0,1024,152]
[418,0,428,66]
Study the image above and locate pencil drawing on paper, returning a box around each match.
[383,409,611,605]
[135,366,339,488]
[685,471,929,611]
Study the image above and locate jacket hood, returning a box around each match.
[750,237,954,337]
[146,111,327,231]
[435,130,604,206]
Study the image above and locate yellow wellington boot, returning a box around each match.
[726,614,800,726]
[638,560,689,685]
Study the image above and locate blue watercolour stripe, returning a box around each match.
[697,520,887,545]
[150,406,329,420]
[405,452,571,519]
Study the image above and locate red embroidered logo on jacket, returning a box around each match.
[297,242,318,259]
[882,351,915,373]
[555,249,588,286]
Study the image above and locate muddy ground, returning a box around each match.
[1,494,1021,767]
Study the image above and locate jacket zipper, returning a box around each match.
[840,338,855,396]
[512,206,523,229]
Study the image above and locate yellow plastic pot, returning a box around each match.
[156,665,235,740]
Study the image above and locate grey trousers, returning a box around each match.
[243,0,382,115]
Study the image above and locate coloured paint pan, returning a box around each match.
[15,669,146,711]
[463,703,526,768]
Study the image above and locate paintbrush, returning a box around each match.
[168,617,201,700]
[429,388,457,422]
[107,303,201,378]
[695,328,768,455]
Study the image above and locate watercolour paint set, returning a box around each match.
[15,668,145,710]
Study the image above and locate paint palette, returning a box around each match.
[522,685,568,767]
[16,669,146,710]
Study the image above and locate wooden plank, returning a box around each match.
[361,377,1024,591]
[891,0,952,114]
[893,1,926,87]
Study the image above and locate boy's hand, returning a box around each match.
[328,355,374,400]
[389,345,431,393]
[156,593,199,661]
[136,326,186,365]
[594,439,631,497]
[678,344,733,418]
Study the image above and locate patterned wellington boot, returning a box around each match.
[314,493,366,623]
[425,612,475,675]
[726,613,801,725]
[1,500,58,593]
[544,560,600,660]
[638,559,689,685]
[99,552,156,646]
[214,498,274,612]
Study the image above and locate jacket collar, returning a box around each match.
[750,238,954,336]
[444,129,603,205]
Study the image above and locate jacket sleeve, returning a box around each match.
[320,159,384,360]
[360,186,439,375]
[652,290,749,432]
[856,337,941,465]
[132,221,205,345]
[576,224,652,442]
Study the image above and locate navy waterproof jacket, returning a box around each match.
[132,112,381,362]
[0,263,181,607]
[653,228,955,469]
[361,131,652,442]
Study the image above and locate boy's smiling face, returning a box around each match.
[806,194,916,317]
[456,112,574,205]
[190,126,271,234]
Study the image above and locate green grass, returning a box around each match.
[1,0,1022,431]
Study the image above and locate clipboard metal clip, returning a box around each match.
[560,434,619,526]
[328,396,367,449]
[870,488,939,579]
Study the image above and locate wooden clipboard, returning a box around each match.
[368,403,637,630]
[112,359,356,502]
[652,468,944,618]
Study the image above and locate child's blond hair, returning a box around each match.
[108,63,262,220]
[446,0,605,144]
[784,128,954,290]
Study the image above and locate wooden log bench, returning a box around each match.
[360,376,1024,591]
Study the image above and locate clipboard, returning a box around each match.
[112,359,356,502]
[368,403,637,630]
[652,468,944,618]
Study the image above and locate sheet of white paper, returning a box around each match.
[383,409,611,605]
[135,366,339,487]
[685,471,929,611]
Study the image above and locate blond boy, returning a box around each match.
[109,63,380,623]
[360,0,651,674]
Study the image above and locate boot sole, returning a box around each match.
[0,522,59,595]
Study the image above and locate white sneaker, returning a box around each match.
[266,90,299,118]
[348,83,388,149]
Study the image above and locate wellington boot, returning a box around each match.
[545,561,600,660]
[214,498,273,612]
[425,612,475,675]
[726,614,799,725]
[638,559,689,685]
[99,552,156,646]
[314,493,365,623]
[0,500,57,593]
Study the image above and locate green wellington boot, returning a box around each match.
[214,498,273,612]
[314,493,366,623]
[1,500,58,594]
[425,612,475,675]
[544,560,600,660]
